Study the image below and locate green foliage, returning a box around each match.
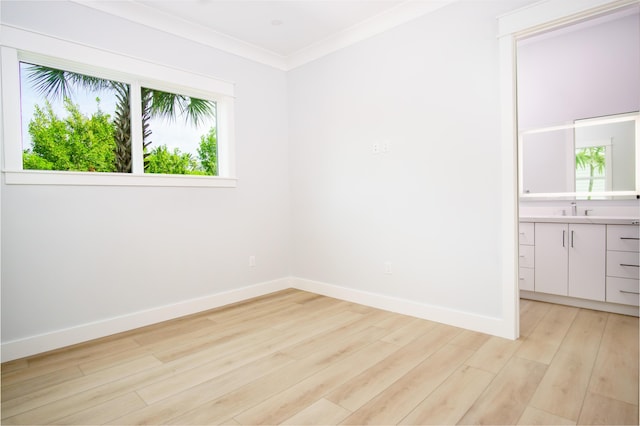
[575,146,605,174]
[197,127,218,176]
[145,126,217,176]
[24,98,116,172]
[22,62,219,176]
[576,146,606,194]
[23,99,218,176]
[143,87,215,127]
[26,64,116,102]
[25,64,216,174]
[23,152,54,170]
[145,145,206,175]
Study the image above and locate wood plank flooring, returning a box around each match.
[1,289,638,425]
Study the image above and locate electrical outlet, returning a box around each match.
[249,255,256,267]
[384,262,392,274]
[372,143,380,154]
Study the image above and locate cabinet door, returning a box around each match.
[519,267,535,291]
[519,245,535,268]
[568,224,606,301]
[607,225,640,252]
[519,222,535,245]
[607,251,640,280]
[535,223,568,295]
[606,277,640,306]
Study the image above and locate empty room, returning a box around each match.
[1,0,638,424]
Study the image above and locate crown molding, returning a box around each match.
[285,0,455,69]
[70,0,289,70]
[497,0,638,38]
[72,0,456,71]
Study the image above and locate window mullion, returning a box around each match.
[130,81,144,174]
[217,97,235,178]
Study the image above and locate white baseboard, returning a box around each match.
[520,290,640,317]
[1,278,291,362]
[290,277,510,339]
[2,276,515,362]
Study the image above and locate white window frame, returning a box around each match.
[0,25,236,187]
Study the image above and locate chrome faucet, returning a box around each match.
[570,201,577,216]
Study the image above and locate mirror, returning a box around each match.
[516,5,640,200]
[520,112,639,199]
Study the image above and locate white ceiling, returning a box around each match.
[75,0,456,70]
[139,0,405,57]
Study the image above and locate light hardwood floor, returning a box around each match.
[1,289,638,425]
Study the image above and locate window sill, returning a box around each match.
[3,170,237,188]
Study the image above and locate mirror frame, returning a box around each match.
[518,112,640,200]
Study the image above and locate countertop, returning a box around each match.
[520,216,640,225]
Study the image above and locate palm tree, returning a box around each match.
[575,146,606,193]
[25,64,216,172]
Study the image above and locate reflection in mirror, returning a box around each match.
[575,146,607,195]
[575,113,636,195]
[519,112,638,199]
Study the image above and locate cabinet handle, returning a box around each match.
[571,230,574,248]
[620,264,640,268]
[620,237,640,240]
[562,230,565,247]
[620,290,640,295]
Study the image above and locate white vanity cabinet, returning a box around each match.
[534,222,606,300]
[520,217,639,315]
[606,225,640,306]
[518,223,535,291]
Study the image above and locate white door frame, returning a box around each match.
[497,0,638,339]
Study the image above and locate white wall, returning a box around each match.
[517,9,640,130]
[288,0,534,321]
[1,1,291,347]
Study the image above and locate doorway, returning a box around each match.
[498,0,640,339]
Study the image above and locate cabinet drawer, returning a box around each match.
[519,267,534,291]
[519,222,535,245]
[607,225,639,252]
[519,245,535,268]
[607,251,640,279]
[606,277,640,306]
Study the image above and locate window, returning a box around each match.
[1,26,235,187]
[140,86,218,176]
[20,62,132,173]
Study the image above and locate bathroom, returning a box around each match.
[516,4,639,315]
